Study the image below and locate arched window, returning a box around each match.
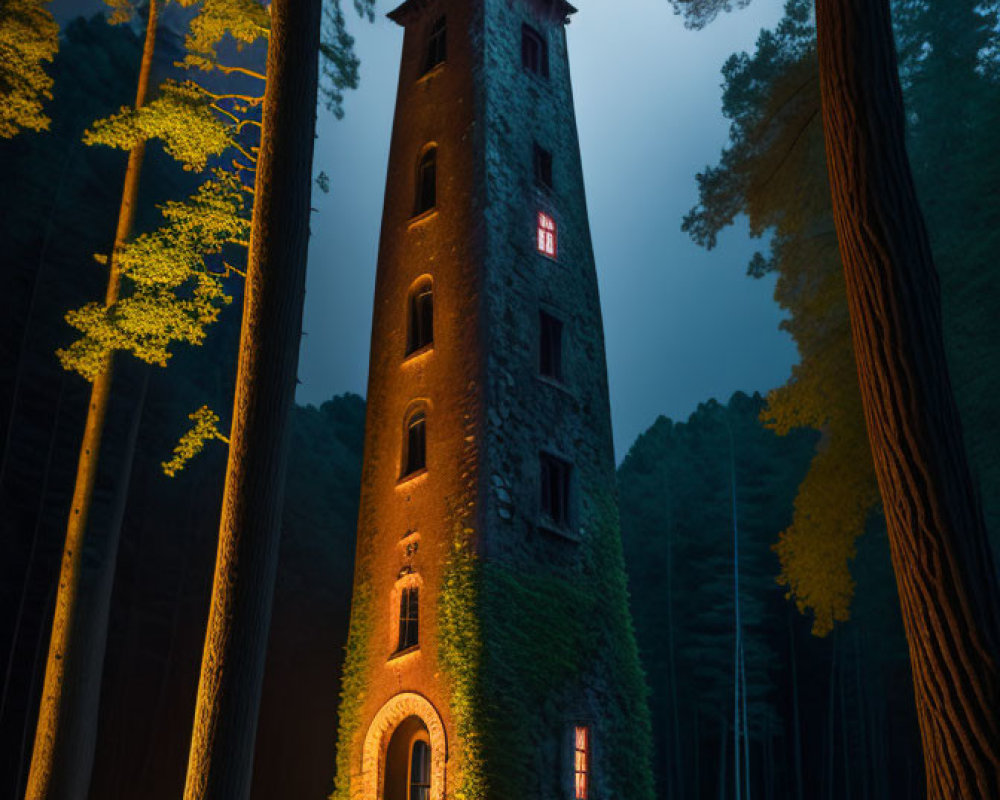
[397,585,419,652]
[407,278,434,355]
[403,410,427,477]
[409,738,431,800]
[423,16,446,74]
[415,147,437,216]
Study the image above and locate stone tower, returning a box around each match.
[332,2,653,799]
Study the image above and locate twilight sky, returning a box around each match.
[301,0,797,459]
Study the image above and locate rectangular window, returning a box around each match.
[539,311,563,381]
[423,16,446,74]
[522,24,549,78]
[534,143,554,190]
[574,726,589,800]
[537,211,557,259]
[397,586,419,651]
[540,453,571,527]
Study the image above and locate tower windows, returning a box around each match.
[397,585,419,652]
[403,410,427,477]
[409,738,432,800]
[522,24,549,78]
[537,211,557,259]
[534,143,554,190]
[574,726,590,800]
[407,278,434,355]
[540,453,572,527]
[415,147,437,217]
[423,16,446,75]
[539,310,563,381]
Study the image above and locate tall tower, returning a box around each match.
[333,2,652,799]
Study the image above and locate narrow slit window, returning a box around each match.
[409,739,431,800]
[539,311,563,381]
[534,143,553,190]
[574,726,589,800]
[415,147,437,216]
[423,16,446,74]
[407,279,434,355]
[403,412,427,476]
[397,586,419,651]
[522,24,549,78]
[540,453,571,527]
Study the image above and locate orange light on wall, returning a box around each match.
[574,725,589,799]
[537,211,557,259]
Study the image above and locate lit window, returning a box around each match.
[574,726,589,800]
[403,412,427,477]
[534,143,554,190]
[407,279,434,355]
[540,453,571,526]
[522,24,549,78]
[397,586,419,652]
[423,16,446,74]
[537,211,557,259]
[415,147,437,216]
[409,738,431,800]
[539,311,563,381]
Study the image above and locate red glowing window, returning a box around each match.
[574,725,589,799]
[537,211,557,259]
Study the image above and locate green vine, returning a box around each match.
[331,575,374,800]
[438,523,486,800]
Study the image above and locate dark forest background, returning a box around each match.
[2,2,999,799]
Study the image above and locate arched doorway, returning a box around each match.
[361,692,446,800]
[383,716,430,800]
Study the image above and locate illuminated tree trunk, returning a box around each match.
[23,2,158,797]
[181,0,321,796]
[51,367,150,799]
[814,1,1000,796]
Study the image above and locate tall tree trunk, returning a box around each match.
[181,0,321,796]
[787,610,804,800]
[814,1,1000,796]
[50,368,150,799]
[23,3,158,797]
[718,713,729,800]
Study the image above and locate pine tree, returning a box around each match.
[180,0,324,795]
[23,5,163,796]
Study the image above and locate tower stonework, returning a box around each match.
[333,2,653,799]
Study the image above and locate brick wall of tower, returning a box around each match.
[343,0,489,795]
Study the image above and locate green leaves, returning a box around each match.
[84,80,235,171]
[0,0,58,138]
[162,406,230,477]
[58,172,249,381]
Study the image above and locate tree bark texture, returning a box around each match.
[814,1,1000,796]
[50,368,150,799]
[181,0,322,796]
[23,2,158,796]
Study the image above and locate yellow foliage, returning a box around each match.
[175,0,270,71]
[162,406,230,477]
[0,0,58,138]
[58,172,248,381]
[84,81,234,171]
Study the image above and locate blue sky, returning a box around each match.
[301,0,797,459]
